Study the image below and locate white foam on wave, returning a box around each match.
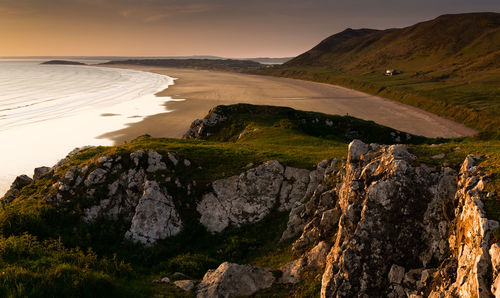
[0,61,180,194]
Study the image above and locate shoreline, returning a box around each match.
[98,65,477,145]
[0,62,175,195]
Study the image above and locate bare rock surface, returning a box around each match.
[196,160,331,233]
[197,262,275,298]
[282,140,499,298]
[125,181,182,245]
[43,150,191,245]
[174,280,195,292]
[429,155,499,298]
[1,174,33,202]
[183,106,228,139]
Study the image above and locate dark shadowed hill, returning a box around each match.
[286,12,500,72]
[41,60,87,65]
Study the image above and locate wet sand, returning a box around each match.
[98,65,477,144]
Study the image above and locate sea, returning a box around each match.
[0,59,176,195]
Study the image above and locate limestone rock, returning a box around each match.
[279,241,330,284]
[33,166,51,181]
[126,181,183,245]
[490,244,500,297]
[84,168,108,186]
[197,262,275,298]
[197,161,285,233]
[388,265,405,284]
[429,155,499,297]
[348,139,369,162]
[183,106,228,139]
[147,151,167,172]
[1,174,33,202]
[152,277,171,284]
[174,280,195,291]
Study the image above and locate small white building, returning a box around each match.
[385,69,395,76]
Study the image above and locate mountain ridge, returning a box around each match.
[286,12,500,72]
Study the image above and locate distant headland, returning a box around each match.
[41,60,87,65]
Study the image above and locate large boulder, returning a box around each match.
[1,174,33,202]
[197,262,276,298]
[125,181,183,245]
[196,160,330,233]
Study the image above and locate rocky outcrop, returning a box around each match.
[183,106,228,139]
[3,134,498,297]
[125,181,183,245]
[196,160,333,233]
[1,174,33,203]
[279,241,331,284]
[197,262,276,298]
[44,150,193,245]
[281,140,499,297]
[429,155,499,297]
[174,280,195,291]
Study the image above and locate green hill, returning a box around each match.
[259,13,500,133]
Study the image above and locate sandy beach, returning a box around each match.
[99,65,477,144]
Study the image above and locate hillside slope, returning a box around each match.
[288,13,500,71]
[261,13,500,132]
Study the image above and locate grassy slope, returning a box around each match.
[0,105,498,297]
[256,13,500,133]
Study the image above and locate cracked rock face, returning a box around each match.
[282,141,499,298]
[429,155,499,298]
[1,174,33,203]
[197,262,275,298]
[183,106,228,139]
[196,160,330,233]
[125,181,182,245]
[41,150,191,245]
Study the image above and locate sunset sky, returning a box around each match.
[1,0,498,58]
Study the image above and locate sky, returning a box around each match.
[0,0,498,58]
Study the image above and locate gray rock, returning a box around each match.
[197,160,285,232]
[174,280,195,291]
[431,153,445,159]
[33,166,51,181]
[490,244,500,297]
[1,174,33,202]
[126,181,183,245]
[84,168,108,186]
[167,152,178,166]
[147,151,167,172]
[183,106,228,139]
[279,167,311,211]
[130,150,144,167]
[197,262,275,298]
[280,241,330,284]
[152,277,171,284]
[348,139,369,162]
